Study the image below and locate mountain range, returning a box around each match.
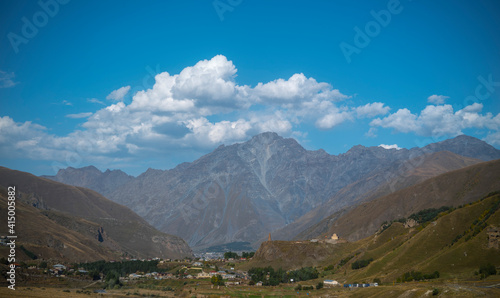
[43,133,500,251]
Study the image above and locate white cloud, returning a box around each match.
[316,111,352,129]
[365,127,378,138]
[355,102,390,118]
[129,72,196,112]
[106,85,131,101]
[379,144,402,150]
[172,55,242,108]
[0,71,17,88]
[87,98,105,105]
[3,54,400,172]
[371,103,500,138]
[370,108,418,133]
[427,94,449,104]
[66,112,93,119]
[484,131,500,146]
[253,73,349,105]
[13,55,495,172]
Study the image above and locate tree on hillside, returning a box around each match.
[479,263,497,279]
[211,274,224,286]
[224,251,239,259]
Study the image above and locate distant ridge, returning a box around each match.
[43,165,133,197]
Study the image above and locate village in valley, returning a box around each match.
[0,232,389,297]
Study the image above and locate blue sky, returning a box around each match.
[1,0,500,176]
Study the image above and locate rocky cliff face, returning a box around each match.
[47,133,500,250]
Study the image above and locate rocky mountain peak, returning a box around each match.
[247,132,283,146]
[423,135,500,161]
[58,165,101,176]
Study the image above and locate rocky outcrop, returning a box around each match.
[487,226,499,249]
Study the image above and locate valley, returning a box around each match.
[1,133,499,296]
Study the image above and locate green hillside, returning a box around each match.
[249,192,500,285]
[343,192,500,283]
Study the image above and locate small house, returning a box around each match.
[324,279,339,287]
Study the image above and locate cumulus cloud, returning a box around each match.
[106,85,131,101]
[316,111,352,130]
[370,103,500,138]
[3,55,432,171]
[371,108,418,133]
[66,112,93,119]
[379,144,402,150]
[355,102,390,118]
[0,71,17,88]
[484,131,500,146]
[172,55,242,107]
[427,94,449,104]
[253,73,349,105]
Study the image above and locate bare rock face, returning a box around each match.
[49,133,500,251]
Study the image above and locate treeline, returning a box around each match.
[450,196,500,246]
[380,206,452,233]
[408,206,451,223]
[77,260,159,276]
[397,270,440,282]
[351,258,373,269]
[248,266,319,286]
[223,251,255,259]
[20,245,38,260]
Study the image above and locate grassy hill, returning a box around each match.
[247,191,500,285]
[338,192,500,283]
[0,167,193,261]
[0,187,119,262]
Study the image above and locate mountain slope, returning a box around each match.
[278,151,483,242]
[325,158,500,242]
[107,132,412,249]
[248,191,500,282]
[0,166,193,259]
[0,187,119,262]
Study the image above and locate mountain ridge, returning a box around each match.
[42,133,500,250]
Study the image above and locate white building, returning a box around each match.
[324,279,339,287]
